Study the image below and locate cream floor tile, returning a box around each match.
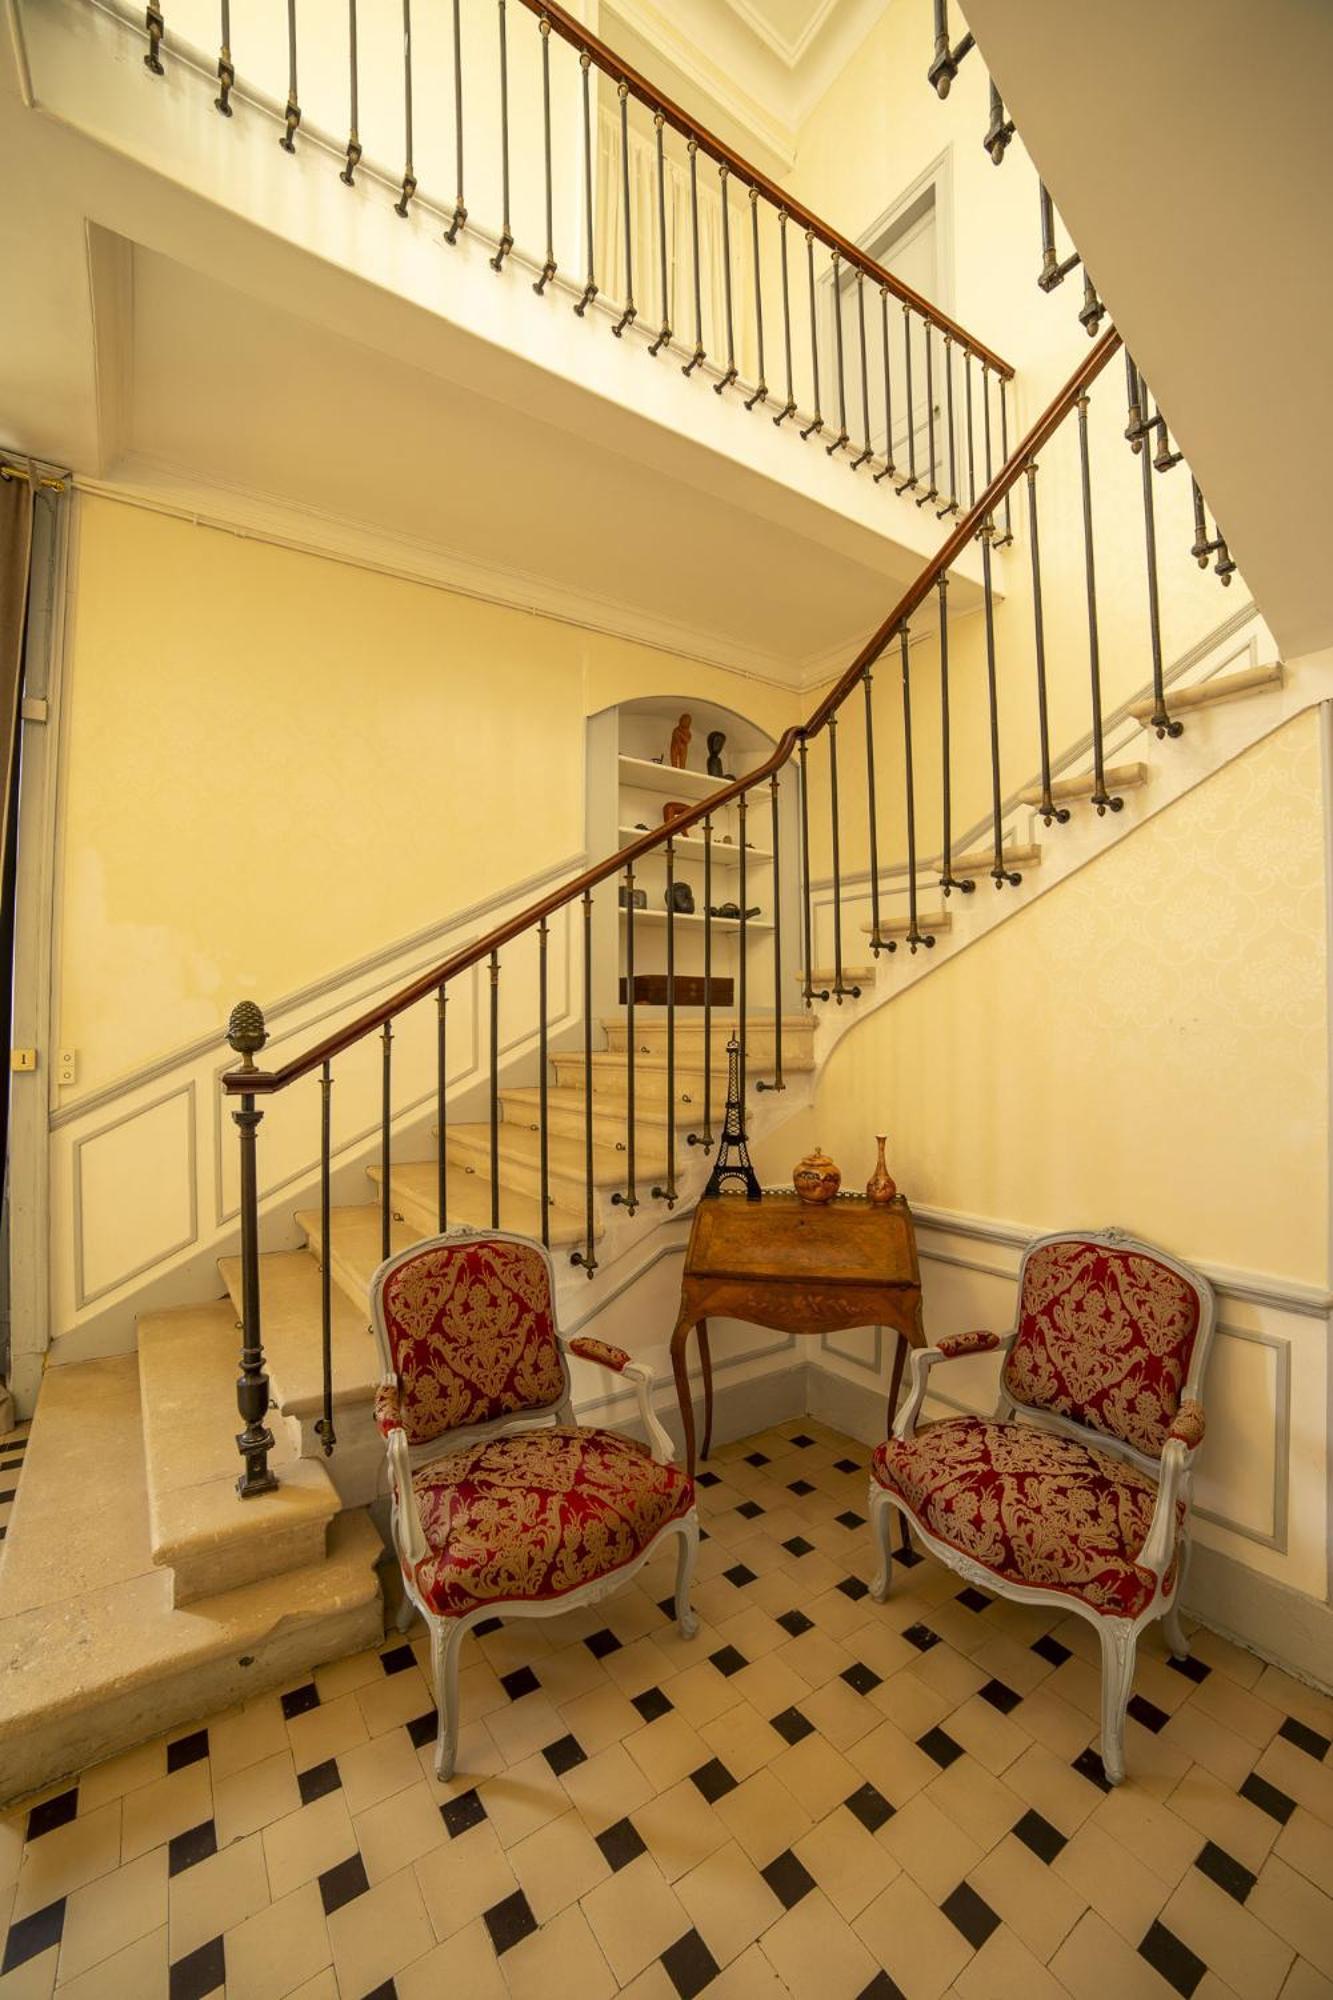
[1050,1907,1179,2000]
[477,1625,554,1676]
[395,1918,507,2000]
[581,1851,689,1985]
[282,1972,339,2000]
[353,1777,448,1884]
[475,1752,569,1848]
[702,1941,791,1998]
[312,1648,383,1704]
[262,1792,357,1902]
[624,1713,711,1792]
[1090,1783,1205,1886]
[213,1749,301,1848]
[11,1804,121,1921]
[1014,1686,1098,1761]
[507,1809,609,1920]
[944,1693,1031,1776]
[1160,1696,1260,1789]
[952,1921,1075,2000]
[416,1722,505,1804]
[773,1628,856,1691]
[711,1605,791,1662]
[926,1755,1026,1850]
[1168,1765,1282,1875]
[674,1840,782,1968]
[601,1639,677,1700]
[336,1728,423,1818]
[1162,1865,1295,2000]
[713,1767,813,1869]
[759,1884,881,1998]
[168,1831,270,1963]
[76,1739,168,1814]
[53,1925,167,2000]
[867,1666,955,1739]
[559,1743,655,1836]
[906,1640,989,1709]
[1043,1657,1104,1724]
[484,1692,567,1768]
[1189,1627,1266,1689]
[1189,1670,1286,1750]
[971,1633,1063,1697]
[663,1660,748,1730]
[457,1661,509,1726]
[57,1846,166,1985]
[793,1803,900,1919]
[771,1734,863,1821]
[842,1620,919,1682]
[1275,1806,1333,1894]
[327,1863,435,1997]
[120,1765,211,1867]
[800,1586,872,1644]
[554,1683,642,1757]
[1254,1670,1333,1740]
[499,1900,617,2000]
[1003,1744,1103,1839]
[854,1870,974,1999]
[633,1780,727,1883]
[1280,1961,1333,2000]
[224,1879,332,2000]
[968,1830,1086,1960]
[729,1654,813,1721]
[697,1703,783,1782]
[0,1825,20,1902]
[617,1959,679,2000]
[1249,1857,1333,1983]
[798,1676,882,1752]
[1256,1737,1333,1828]
[0,1943,57,2000]
[414,1821,517,1942]
[881,1791,985,1904]
[206,1698,289,1784]
[356,1663,436,1739]
[846,1717,939,1807]
[284,1692,370,1773]
[1051,1815,1171,1945]
[534,1643,611,1710]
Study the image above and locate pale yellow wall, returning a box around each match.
[773,713,1328,1287]
[56,494,799,1096]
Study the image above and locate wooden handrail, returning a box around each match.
[223,327,1119,1097]
[513,0,1014,380]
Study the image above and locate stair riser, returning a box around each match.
[384,1174,587,1252]
[166,1516,332,1607]
[552,1058,810,1105]
[602,1027,813,1060]
[502,1096,675,1150]
[443,1141,668,1205]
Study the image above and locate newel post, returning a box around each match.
[227,1001,279,1498]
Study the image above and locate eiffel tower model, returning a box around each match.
[703,1037,762,1200]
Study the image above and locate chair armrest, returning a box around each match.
[1168,1399,1206,1451]
[1139,1399,1207,1578]
[565,1337,676,1466]
[894,1331,1015,1440]
[376,1379,428,1571]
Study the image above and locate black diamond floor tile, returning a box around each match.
[168,1932,224,2000]
[941,1880,1000,1950]
[442,1788,488,1838]
[379,1644,416,1677]
[167,1729,209,1773]
[168,1819,218,1877]
[474,1616,503,1637]
[657,1596,678,1621]
[26,1788,77,1840]
[280,1681,320,1720]
[845,1782,895,1834]
[484,1888,539,1955]
[1239,1772,1295,1824]
[542,1733,587,1777]
[782,1536,814,1558]
[761,1847,816,1909]
[857,1975,908,2000]
[724,1563,757,1588]
[596,1816,647,1871]
[745,1451,771,1467]
[978,1678,1022,1715]
[777,1609,813,1638]
[662,1927,722,2000]
[1279,1714,1331,1760]
[1072,1746,1112,1792]
[1138,1918,1206,1998]
[1194,1839,1257,1904]
[632,1686,675,1725]
[833,1457,861,1474]
[892,1543,924,1568]
[362,1983,397,2000]
[956,1586,992,1613]
[837,1575,870,1602]
[918,1727,964,1770]
[1127,1694,1171,1734]
[710,1646,749,1678]
[319,1851,370,1917]
[1166,1653,1211,1684]
[1031,1633,1071,1668]
[298,1759,342,1807]
[836,1511,866,1530]
[902,1623,939,1652]
[406,1709,439,1750]
[1,1899,65,1975]
[770,1706,815,1746]
[789,1434,815,1448]
[697,1471,721,1488]
[690,1758,739,1804]
[501,1666,542,1698]
[841,1662,882,1697]
[584,1629,622,1660]
[1012,1808,1067,1863]
[736,1501,764,1521]
[788,1479,816,1497]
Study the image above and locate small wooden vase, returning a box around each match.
[865,1136,898,1206]
[793,1147,841,1204]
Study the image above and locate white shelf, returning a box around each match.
[617,754,736,801]
[618,828,773,866]
[618,908,774,933]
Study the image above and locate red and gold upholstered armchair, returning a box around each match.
[370,1229,699,1779]
[867,1227,1215,1785]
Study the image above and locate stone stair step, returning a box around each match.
[501,1085,682,1152]
[1018,761,1148,806]
[793,966,878,992]
[137,1303,340,1604]
[442,1121,671,1200]
[218,1248,380,1421]
[369,1158,588,1248]
[860,909,952,938]
[1127,660,1284,722]
[950,841,1043,872]
[294,1202,419,1316]
[0,1353,381,1806]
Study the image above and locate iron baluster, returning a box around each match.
[851,272,873,467]
[1128,356,1180,739]
[1025,461,1068,825]
[574,55,598,312]
[984,79,1015,163]
[652,838,677,1205]
[613,865,638,1212]
[569,889,597,1274]
[828,717,858,998]
[995,376,1013,544]
[928,0,974,96]
[900,626,933,948]
[756,774,785,1091]
[682,141,706,374]
[1038,182,1079,292]
[735,794,750,1109]
[826,251,849,453]
[1079,268,1106,337]
[964,348,976,505]
[215,0,234,113]
[1124,350,1148,451]
[533,18,556,292]
[490,0,513,264]
[394,0,417,218]
[380,1021,393,1259]
[145,0,164,74]
[1151,393,1183,472]
[1190,478,1236,584]
[937,334,957,515]
[436,984,448,1228]
[537,920,550,1246]
[341,0,361,183]
[281,0,301,150]
[688,815,714,1148]
[938,572,974,896]
[774,212,796,425]
[799,232,823,439]
[915,321,938,505]
[895,304,917,492]
[714,167,738,392]
[982,361,993,487]
[488,951,501,1228]
[611,84,637,333]
[863,668,891,952]
[1077,393,1121,814]
[444,0,467,241]
[981,519,1022,881]
[226,1002,278,1497]
[744,187,768,409]
[648,114,672,354]
[798,737,822,1001]
[874,287,896,482]
[316,1062,335,1456]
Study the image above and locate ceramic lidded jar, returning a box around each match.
[866,1136,898,1206]
[793,1147,841,1205]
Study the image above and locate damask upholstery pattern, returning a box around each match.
[937,1331,1001,1359]
[1168,1399,1207,1451]
[1002,1239,1202,1457]
[407,1426,694,1618]
[872,1416,1180,1618]
[568,1337,632,1372]
[378,1239,566,1444]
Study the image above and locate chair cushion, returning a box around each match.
[1002,1238,1202,1457]
[380,1238,567,1444]
[872,1417,1178,1619]
[410,1426,694,1619]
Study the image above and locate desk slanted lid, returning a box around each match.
[686,1191,918,1287]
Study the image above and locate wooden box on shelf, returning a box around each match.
[618,974,735,1007]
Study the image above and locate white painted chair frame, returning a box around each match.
[868,1226,1216,1784]
[370,1227,700,1779]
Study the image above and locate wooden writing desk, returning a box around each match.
[669,1191,925,1477]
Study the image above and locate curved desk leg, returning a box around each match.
[698,1318,715,1464]
[670,1314,698,1481]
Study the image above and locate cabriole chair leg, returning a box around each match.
[394,1590,416,1635]
[1097,1617,1137,1786]
[431,1615,469,1782]
[868,1486,896,1602]
[674,1516,701,1637]
[1161,1538,1191,1660]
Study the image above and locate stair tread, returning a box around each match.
[795,966,877,986]
[1019,761,1148,805]
[371,1159,587,1247]
[1128,661,1283,720]
[444,1122,670,1179]
[951,842,1042,871]
[218,1250,380,1418]
[862,910,952,936]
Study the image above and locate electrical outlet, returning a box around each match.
[10,1048,37,1072]
[57,1048,77,1086]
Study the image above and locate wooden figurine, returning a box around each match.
[669,713,693,769]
